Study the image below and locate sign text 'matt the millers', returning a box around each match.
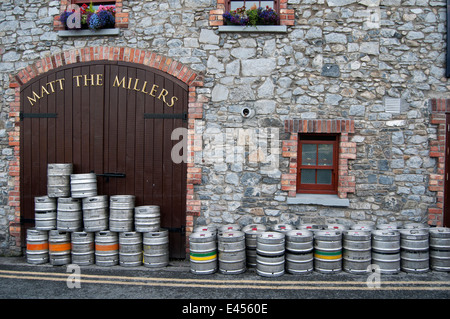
[27,73,179,108]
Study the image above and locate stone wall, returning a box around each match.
[0,0,449,255]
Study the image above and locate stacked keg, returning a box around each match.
[70,173,97,198]
[57,197,83,232]
[48,230,72,266]
[47,163,72,198]
[429,227,450,272]
[26,228,49,264]
[28,163,171,269]
[120,232,143,267]
[242,224,267,267]
[71,231,95,265]
[82,195,109,232]
[371,229,401,274]
[135,205,160,232]
[314,230,343,273]
[95,231,119,267]
[143,228,169,268]
[109,195,135,232]
[256,232,285,277]
[285,229,314,274]
[343,230,372,274]
[189,231,218,274]
[34,196,57,231]
[217,230,246,274]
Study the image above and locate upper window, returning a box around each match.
[297,134,339,195]
[227,1,279,11]
[72,0,115,4]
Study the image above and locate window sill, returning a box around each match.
[58,28,120,37]
[287,194,350,207]
[218,25,287,33]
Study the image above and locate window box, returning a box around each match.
[286,194,350,207]
[58,28,120,37]
[218,25,287,33]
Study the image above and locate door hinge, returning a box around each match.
[166,225,186,235]
[20,112,58,121]
[93,172,126,183]
[144,113,188,121]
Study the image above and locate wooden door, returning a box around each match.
[20,61,188,258]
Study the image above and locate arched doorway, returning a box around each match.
[20,60,190,258]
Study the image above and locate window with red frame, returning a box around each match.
[297,134,339,194]
[227,1,279,11]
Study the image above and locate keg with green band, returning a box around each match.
[189,231,217,274]
[313,230,343,273]
[314,249,342,260]
[190,251,217,261]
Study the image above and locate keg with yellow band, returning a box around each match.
[190,251,217,262]
[314,250,342,260]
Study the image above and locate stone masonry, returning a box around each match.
[0,0,449,255]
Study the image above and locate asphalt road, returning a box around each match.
[0,257,449,316]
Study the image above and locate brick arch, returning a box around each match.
[7,47,204,253]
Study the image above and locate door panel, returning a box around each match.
[20,61,188,258]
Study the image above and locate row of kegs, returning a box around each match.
[28,164,169,267]
[26,228,169,268]
[38,164,161,233]
[189,222,450,277]
[34,195,161,234]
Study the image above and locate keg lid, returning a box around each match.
[402,223,430,230]
[429,227,450,237]
[194,225,217,233]
[372,229,400,238]
[242,224,267,233]
[259,231,285,240]
[190,231,216,241]
[399,229,429,239]
[71,173,96,178]
[376,223,398,230]
[219,224,241,232]
[351,224,374,231]
[298,224,326,231]
[218,230,245,240]
[315,230,342,239]
[272,224,295,232]
[327,224,347,230]
[344,230,371,240]
[286,229,313,238]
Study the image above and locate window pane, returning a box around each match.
[301,144,317,166]
[317,170,332,184]
[246,1,260,9]
[318,144,333,166]
[230,1,245,10]
[261,1,275,9]
[301,169,316,184]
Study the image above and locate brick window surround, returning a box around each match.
[54,0,128,31]
[8,47,203,254]
[428,98,448,226]
[209,0,295,26]
[282,119,356,199]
